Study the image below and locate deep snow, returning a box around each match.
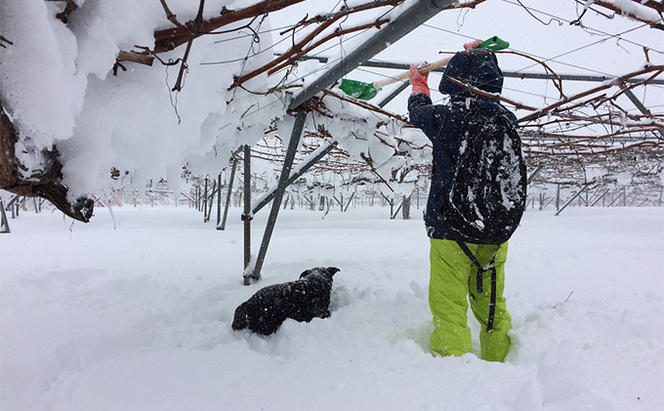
[1,205,663,411]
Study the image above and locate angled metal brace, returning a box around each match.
[251,141,338,216]
[620,83,664,139]
[391,198,405,219]
[219,156,238,230]
[590,188,611,207]
[555,185,588,216]
[247,110,308,283]
[343,191,356,212]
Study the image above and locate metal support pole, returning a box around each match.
[216,173,222,228]
[288,0,454,111]
[555,185,588,216]
[243,145,252,272]
[220,157,238,230]
[203,177,209,221]
[0,198,10,233]
[556,184,561,210]
[249,110,307,283]
[251,141,337,215]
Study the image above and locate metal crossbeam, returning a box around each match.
[288,0,455,110]
[292,54,664,85]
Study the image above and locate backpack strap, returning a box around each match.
[456,241,500,332]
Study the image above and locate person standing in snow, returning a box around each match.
[407,41,518,362]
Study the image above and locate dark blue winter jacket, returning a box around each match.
[408,50,518,239]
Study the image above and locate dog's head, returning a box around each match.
[299,266,340,282]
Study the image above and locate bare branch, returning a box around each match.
[159,0,186,28]
[56,0,78,24]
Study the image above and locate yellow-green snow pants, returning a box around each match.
[429,238,512,362]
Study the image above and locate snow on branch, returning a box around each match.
[579,0,664,30]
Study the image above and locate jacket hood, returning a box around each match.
[438,50,504,99]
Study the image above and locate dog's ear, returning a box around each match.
[326,267,340,276]
[299,269,312,279]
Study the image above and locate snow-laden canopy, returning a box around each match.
[1,0,662,220]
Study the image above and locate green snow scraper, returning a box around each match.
[338,35,509,100]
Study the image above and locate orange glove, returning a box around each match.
[463,39,483,50]
[409,64,430,97]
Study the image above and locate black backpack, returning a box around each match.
[440,104,527,332]
[442,104,527,245]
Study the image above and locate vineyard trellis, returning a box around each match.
[0,0,662,280]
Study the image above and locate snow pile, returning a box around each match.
[1,206,662,410]
[0,1,288,196]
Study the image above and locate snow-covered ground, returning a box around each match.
[1,205,662,411]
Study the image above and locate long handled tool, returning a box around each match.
[338,35,509,100]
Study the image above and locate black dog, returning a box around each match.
[231,266,340,335]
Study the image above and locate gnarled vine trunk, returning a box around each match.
[0,100,93,222]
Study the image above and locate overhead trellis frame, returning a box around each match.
[240,0,458,284]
